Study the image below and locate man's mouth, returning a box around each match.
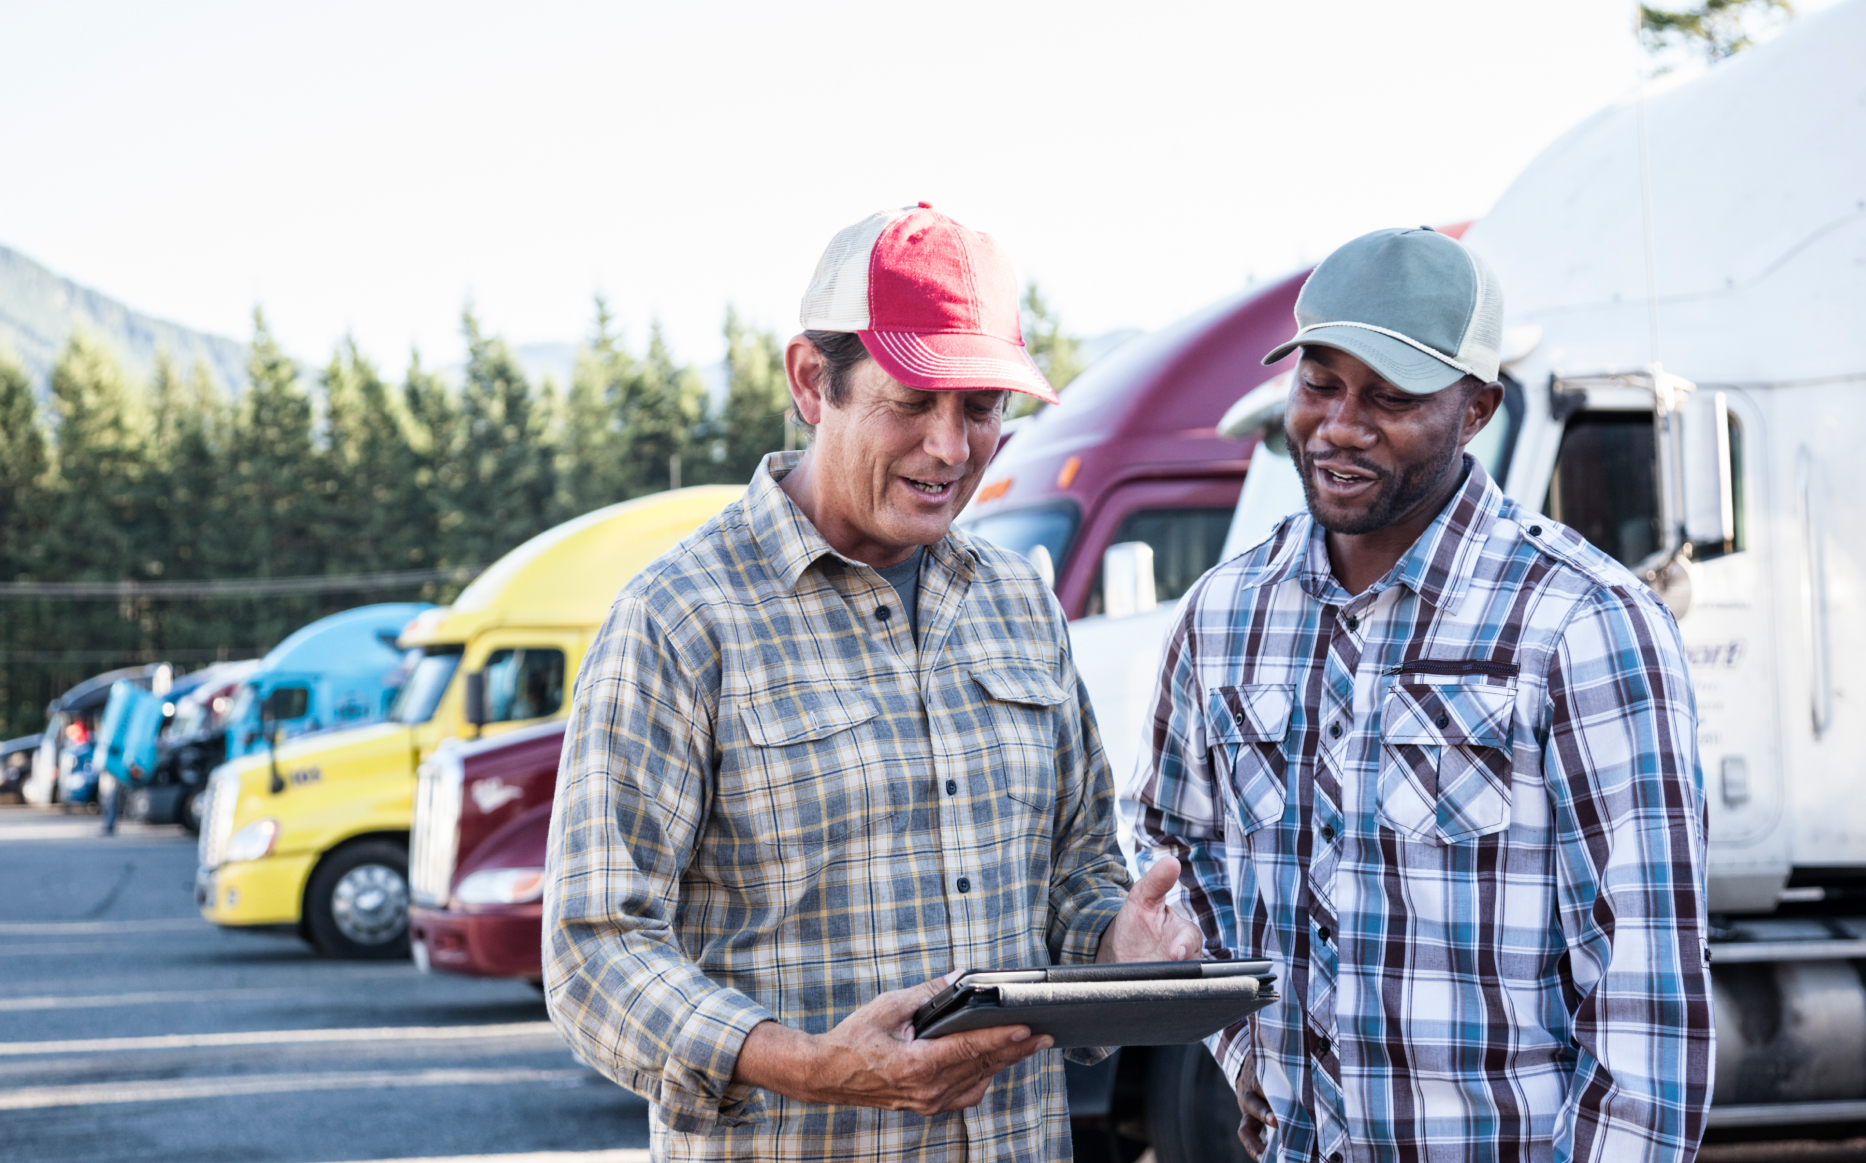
[903,477,957,499]
[1310,460,1380,499]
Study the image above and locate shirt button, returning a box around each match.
[1318,925,1332,942]
[1316,1035,1332,1056]
[1329,1153,1344,1163]
[1528,524,1544,536]
[1436,713,1450,729]
[875,605,892,622]
[1346,615,1358,631]
[955,876,971,893]
[1321,824,1337,843]
[1329,722,1342,739]
[945,779,957,796]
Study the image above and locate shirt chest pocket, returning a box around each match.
[971,667,1068,814]
[1376,681,1516,845]
[735,687,901,850]
[1206,684,1294,837]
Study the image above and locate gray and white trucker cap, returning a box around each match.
[1262,227,1504,394]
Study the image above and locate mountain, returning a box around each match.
[0,245,248,395]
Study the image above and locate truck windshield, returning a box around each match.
[389,648,462,725]
[960,503,1079,581]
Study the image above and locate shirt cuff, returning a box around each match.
[1061,891,1128,965]
[656,986,776,1132]
[1209,1018,1252,1090]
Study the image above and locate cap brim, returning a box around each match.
[861,330,1059,405]
[1262,325,1465,395]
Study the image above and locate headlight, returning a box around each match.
[454,867,545,905]
[224,818,280,863]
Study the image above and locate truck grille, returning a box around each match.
[410,749,464,908]
[198,767,240,869]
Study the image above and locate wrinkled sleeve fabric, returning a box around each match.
[543,594,773,1133]
[1046,635,1131,968]
[1121,591,1252,1081]
[1545,585,1714,1162]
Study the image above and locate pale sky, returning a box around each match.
[0,0,1783,375]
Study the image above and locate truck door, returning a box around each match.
[1540,383,1787,909]
[1074,477,1243,619]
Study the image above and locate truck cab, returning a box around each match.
[222,603,433,761]
[196,487,741,959]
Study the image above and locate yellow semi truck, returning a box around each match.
[195,486,741,957]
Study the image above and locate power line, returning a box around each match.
[0,565,483,601]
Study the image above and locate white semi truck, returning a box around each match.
[1070,1,1866,1149]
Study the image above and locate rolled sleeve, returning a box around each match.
[544,595,769,1131]
[1046,636,1133,967]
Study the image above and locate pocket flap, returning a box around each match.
[739,688,879,747]
[1382,683,1514,748]
[1208,684,1296,744]
[971,667,1069,708]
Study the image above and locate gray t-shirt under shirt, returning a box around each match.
[874,546,925,644]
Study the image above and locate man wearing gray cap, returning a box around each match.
[1125,228,1713,1160]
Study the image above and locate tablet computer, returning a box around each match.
[912,959,1277,1048]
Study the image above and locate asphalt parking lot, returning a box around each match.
[5,803,1866,1162]
[0,805,650,1163]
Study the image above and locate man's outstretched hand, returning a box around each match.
[732,976,1052,1114]
[1096,855,1203,963]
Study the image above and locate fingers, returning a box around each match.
[1165,912,1201,960]
[1238,1114,1269,1160]
[863,977,947,1029]
[1133,855,1181,904]
[1240,1087,1277,1125]
[927,1022,1048,1071]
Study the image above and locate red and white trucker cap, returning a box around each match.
[800,202,1058,405]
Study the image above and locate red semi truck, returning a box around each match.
[407,266,1364,1160]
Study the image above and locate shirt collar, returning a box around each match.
[743,450,979,592]
[1294,455,1503,611]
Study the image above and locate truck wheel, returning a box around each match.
[305,840,411,960]
[178,786,205,835]
[1145,1042,1251,1163]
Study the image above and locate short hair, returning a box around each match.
[790,330,872,438]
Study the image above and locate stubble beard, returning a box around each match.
[1290,419,1465,536]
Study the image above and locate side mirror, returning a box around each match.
[462,672,488,728]
[1100,541,1158,619]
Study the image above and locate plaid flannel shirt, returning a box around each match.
[544,451,1129,1162]
[1126,461,1713,1162]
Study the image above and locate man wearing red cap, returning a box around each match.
[543,204,1199,1161]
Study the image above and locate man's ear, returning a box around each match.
[784,335,826,428]
[1459,382,1505,447]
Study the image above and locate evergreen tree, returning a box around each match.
[1011,284,1083,419]
[318,339,425,573]
[0,350,50,732]
[42,330,151,582]
[719,307,789,480]
[231,309,320,642]
[556,298,631,515]
[0,349,47,580]
[401,350,464,569]
[453,309,557,566]
[618,322,707,496]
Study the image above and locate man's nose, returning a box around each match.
[923,398,971,465]
[1314,395,1377,450]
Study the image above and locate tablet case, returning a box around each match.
[913,962,1277,1048]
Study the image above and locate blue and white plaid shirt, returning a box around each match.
[1126,461,1713,1162]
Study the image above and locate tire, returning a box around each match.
[1145,1042,1252,1163]
[304,839,411,960]
[178,785,205,836]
